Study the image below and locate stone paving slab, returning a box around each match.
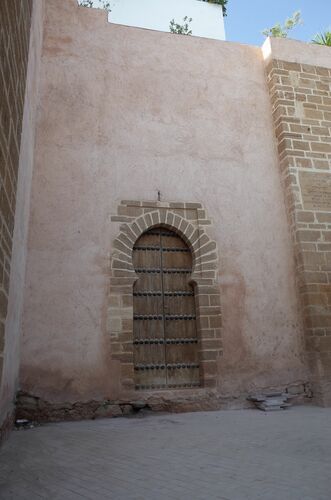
[0,406,331,499]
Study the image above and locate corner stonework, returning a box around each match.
[264,43,331,405]
[109,201,223,396]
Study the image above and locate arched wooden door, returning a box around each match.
[133,227,200,390]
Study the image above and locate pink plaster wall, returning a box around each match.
[0,0,45,423]
[20,0,308,404]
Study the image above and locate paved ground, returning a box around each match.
[0,406,331,500]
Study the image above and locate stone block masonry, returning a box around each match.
[0,0,33,438]
[264,39,331,405]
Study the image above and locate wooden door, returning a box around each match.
[133,227,200,390]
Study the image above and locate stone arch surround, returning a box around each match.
[109,201,223,397]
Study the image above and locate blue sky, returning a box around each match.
[225,0,330,45]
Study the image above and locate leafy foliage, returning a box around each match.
[169,17,193,36]
[199,0,228,16]
[262,11,303,38]
[78,0,111,12]
[312,31,331,46]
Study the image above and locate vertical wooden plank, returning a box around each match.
[133,229,166,389]
[161,229,200,389]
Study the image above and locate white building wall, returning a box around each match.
[108,0,225,40]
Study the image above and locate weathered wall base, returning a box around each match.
[16,382,312,422]
[309,355,331,407]
[0,411,14,445]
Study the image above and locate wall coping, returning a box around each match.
[262,37,331,69]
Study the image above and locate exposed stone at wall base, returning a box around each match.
[16,384,312,422]
[309,355,331,407]
[0,411,14,445]
[312,381,331,407]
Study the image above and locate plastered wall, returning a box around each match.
[19,0,310,412]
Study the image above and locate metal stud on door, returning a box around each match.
[133,228,200,390]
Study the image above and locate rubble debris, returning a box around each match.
[248,392,293,411]
[15,419,40,430]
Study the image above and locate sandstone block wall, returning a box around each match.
[265,39,331,405]
[0,0,33,438]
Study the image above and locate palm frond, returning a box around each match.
[312,31,331,46]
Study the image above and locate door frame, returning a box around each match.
[109,200,223,393]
